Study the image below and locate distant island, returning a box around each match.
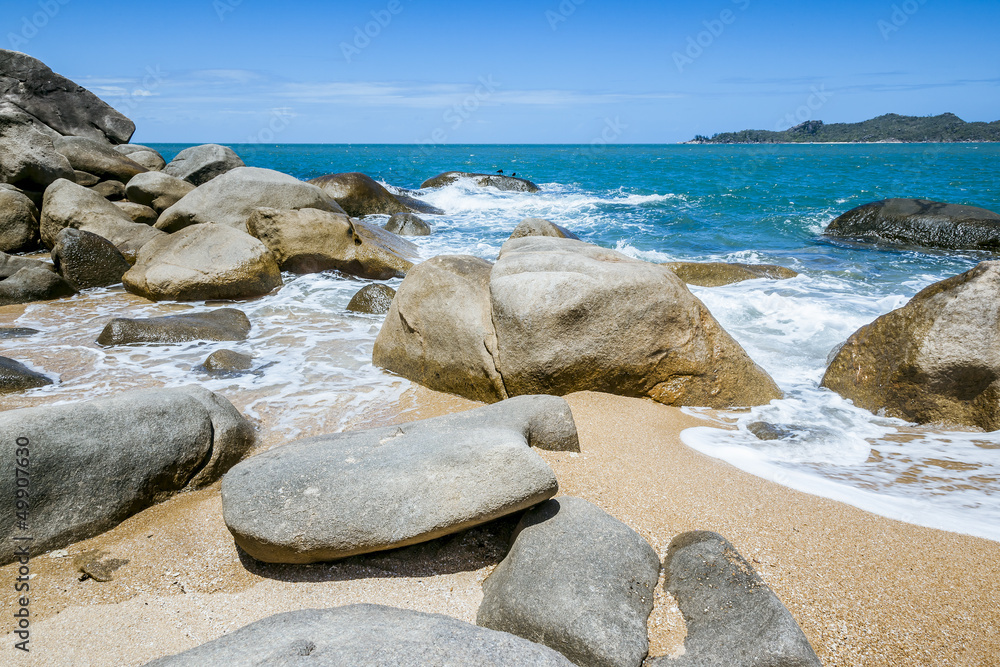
[689,113,1000,144]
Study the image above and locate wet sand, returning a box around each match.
[1,388,998,666]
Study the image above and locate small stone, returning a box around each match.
[347,284,396,314]
[204,349,254,373]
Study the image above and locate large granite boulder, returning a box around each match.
[222,395,575,563]
[0,49,135,144]
[0,356,52,394]
[664,262,799,287]
[52,136,147,183]
[0,105,75,190]
[123,223,282,301]
[163,143,244,185]
[824,198,1000,251]
[478,497,660,667]
[143,605,575,667]
[114,144,166,171]
[114,201,159,225]
[246,207,416,279]
[125,171,196,213]
[385,212,431,236]
[0,386,254,565]
[0,186,39,252]
[647,531,821,667]
[509,218,579,241]
[0,252,75,306]
[822,261,1000,430]
[421,171,540,193]
[98,308,251,346]
[347,283,396,314]
[40,179,164,261]
[309,172,411,217]
[52,227,131,289]
[90,179,126,200]
[375,238,781,408]
[155,167,346,233]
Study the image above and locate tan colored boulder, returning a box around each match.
[0,105,75,190]
[246,207,416,279]
[664,261,799,287]
[52,136,147,183]
[508,218,579,242]
[309,172,410,217]
[822,261,1000,430]
[125,171,196,212]
[123,223,282,301]
[113,201,158,225]
[114,144,166,171]
[0,187,39,252]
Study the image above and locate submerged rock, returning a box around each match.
[309,172,411,217]
[52,227,131,289]
[163,143,244,185]
[421,171,540,193]
[98,308,252,346]
[203,349,255,374]
[385,212,431,236]
[347,283,396,314]
[508,218,579,242]
[0,356,52,394]
[664,261,799,286]
[0,327,40,339]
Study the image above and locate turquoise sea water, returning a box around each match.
[9,143,1000,542]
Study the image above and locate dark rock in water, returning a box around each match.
[114,144,166,171]
[125,171,196,213]
[72,170,100,187]
[204,349,254,373]
[664,262,799,287]
[421,171,540,193]
[648,531,821,667]
[347,283,396,314]
[114,201,159,225]
[0,253,75,306]
[385,212,431,236]
[824,198,1000,251]
[52,228,131,290]
[98,308,252,346]
[0,386,254,565]
[0,356,52,393]
[478,496,660,667]
[0,49,136,144]
[222,395,575,564]
[0,105,76,190]
[823,260,1000,430]
[747,421,797,441]
[309,172,411,217]
[89,179,126,201]
[508,218,579,242]
[0,327,39,339]
[0,187,39,253]
[53,136,146,184]
[0,252,52,279]
[383,183,446,215]
[163,143,244,186]
[142,605,575,666]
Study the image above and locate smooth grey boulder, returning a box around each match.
[143,605,575,667]
[648,531,821,667]
[421,171,540,193]
[114,144,166,171]
[478,497,660,667]
[156,167,346,233]
[0,186,39,252]
[0,386,255,565]
[509,218,579,242]
[203,349,254,373]
[222,395,576,563]
[114,201,159,225]
[52,136,147,183]
[309,172,411,217]
[162,143,245,185]
[346,283,396,314]
[0,105,75,190]
[0,49,135,144]
[664,262,799,287]
[52,228,131,289]
[0,327,39,338]
[0,253,75,306]
[90,179,126,200]
[0,356,52,393]
[40,179,164,261]
[98,308,252,346]
[125,171,197,213]
[385,212,431,236]
[825,198,1000,251]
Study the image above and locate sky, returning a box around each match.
[6,0,1000,144]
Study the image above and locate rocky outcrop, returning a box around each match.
[385,212,431,236]
[663,262,799,287]
[125,171,196,213]
[0,49,135,144]
[246,206,416,279]
[52,228,131,289]
[0,105,75,190]
[824,198,1000,251]
[0,186,39,252]
[98,308,251,346]
[508,218,579,241]
[155,167,346,233]
[52,136,147,183]
[114,144,166,171]
[374,238,781,408]
[309,172,411,217]
[647,531,821,667]
[143,605,575,667]
[822,261,1000,430]
[222,396,575,563]
[478,497,660,667]
[0,356,52,394]
[421,171,540,193]
[162,143,244,185]
[0,386,254,565]
[0,252,75,306]
[347,283,396,314]
[123,223,282,301]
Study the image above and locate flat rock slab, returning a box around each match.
[478,496,660,667]
[648,531,821,667]
[222,395,576,563]
[98,308,252,346]
[144,605,575,666]
[0,327,40,339]
[663,262,799,287]
[0,355,52,393]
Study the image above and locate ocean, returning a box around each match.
[6,143,999,542]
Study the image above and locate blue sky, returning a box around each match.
[7,0,999,144]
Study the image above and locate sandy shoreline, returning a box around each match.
[2,388,998,666]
